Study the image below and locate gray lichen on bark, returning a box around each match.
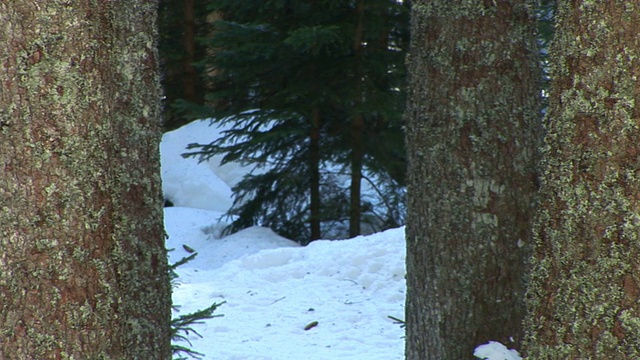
[405,1,541,359]
[0,1,170,359]
[523,1,640,358]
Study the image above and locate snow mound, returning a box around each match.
[165,207,299,270]
[171,226,406,360]
[160,119,251,211]
[474,341,522,360]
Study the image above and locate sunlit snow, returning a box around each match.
[162,119,521,359]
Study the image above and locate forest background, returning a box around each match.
[157,0,554,246]
[161,0,413,244]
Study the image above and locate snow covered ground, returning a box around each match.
[162,119,521,359]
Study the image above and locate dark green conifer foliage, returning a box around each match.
[536,0,556,109]
[183,0,408,243]
[158,0,211,132]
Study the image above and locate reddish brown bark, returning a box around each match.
[405,1,540,359]
[0,1,170,358]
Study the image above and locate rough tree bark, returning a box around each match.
[404,1,540,359]
[0,1,171,359]
[524,1,640,358]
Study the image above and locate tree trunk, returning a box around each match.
[350,113,364,238]
[404,1,540,359]
[524,1,640,358]
[310,106,322,241]
[350,0,366,238]
[183,0,197,103]
[0,1,171,359]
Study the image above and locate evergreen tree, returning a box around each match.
[536,0,556,110]
[184,0,408,243]
[158,0,212,131]
[339,0,409,237]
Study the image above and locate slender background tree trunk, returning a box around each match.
[524,1,640,358]
[350,113,364,237]
[310,106,322,241]
[183,0,197,103]
[0,1,171,358]
[404,1,540,359]
[350,0,366,238]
